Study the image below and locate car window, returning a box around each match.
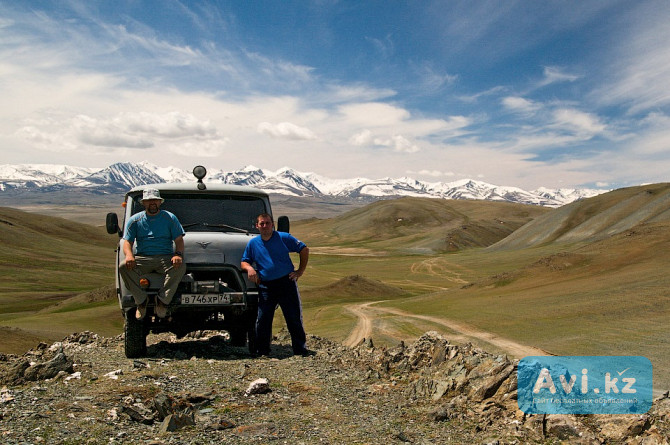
[130,193,267,233]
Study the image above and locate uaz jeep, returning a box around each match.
[106,166,289,358]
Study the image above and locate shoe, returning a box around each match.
[254,349,271,357]
[296,349,316,357]
[135,301,148,320]
[155,298,168,318]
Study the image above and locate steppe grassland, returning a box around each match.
[2,197,669,390]
[293,227,670,390]
[0,207,119,352]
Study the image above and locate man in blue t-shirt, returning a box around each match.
[120,189,186,320]
[241,213,312,357]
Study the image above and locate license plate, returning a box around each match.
[180,294,232,305]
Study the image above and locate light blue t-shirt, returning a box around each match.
[123,210,185,256]
[241,231,306,281]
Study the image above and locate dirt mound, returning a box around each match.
[304,275,406,302]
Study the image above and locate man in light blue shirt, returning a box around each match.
[241,213,311,357]
[120,189,186,319]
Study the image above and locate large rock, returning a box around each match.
[356,332,670,443]
[23,353,74,382]
[159,413,195,433]
[0,359,30,385]
[596,414,652,442]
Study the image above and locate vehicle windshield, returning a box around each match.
[129,193,267,233]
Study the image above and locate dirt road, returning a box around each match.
[344,301,551,359]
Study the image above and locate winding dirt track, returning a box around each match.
[343,302,551,359]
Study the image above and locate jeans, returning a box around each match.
[256,275,307,355]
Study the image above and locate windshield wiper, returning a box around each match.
[182,222,249,234]
[206,223,249,233]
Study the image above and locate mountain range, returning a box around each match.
[0,162,605,207]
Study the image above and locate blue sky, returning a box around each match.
[1,1,669,190]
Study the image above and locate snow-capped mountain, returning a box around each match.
[70,162,164,190]
[0,164,97,190]
[0,162,606,207]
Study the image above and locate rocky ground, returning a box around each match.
[1,330,668,444]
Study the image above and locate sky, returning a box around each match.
[1,1,670,190]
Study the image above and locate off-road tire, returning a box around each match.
[228,306,258,355]
[124,310,147,358]
[229,328,247,347]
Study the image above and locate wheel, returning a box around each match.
[124,310,147,358]
[229,305,258,354]
[228,327,247,347]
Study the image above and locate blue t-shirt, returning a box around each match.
[123,210,185,256]
[241,231,306,281]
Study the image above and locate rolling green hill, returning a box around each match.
[490,182,670,249]
[0,207,119,352]
[293,197,548,253]
[1,188,669,390]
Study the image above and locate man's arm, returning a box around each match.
[241,261,260,285]
[122,239,136,269]
[172,235,184,266]
[289,246,309,281]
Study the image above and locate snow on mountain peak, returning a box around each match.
[0,162,607,207]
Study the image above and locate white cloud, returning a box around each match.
[257,122,317,141]
[14,125,78,152]
[169,139,229,157]
[338,102,411,127]
[15,111,224,153]
[406,169,455,178]
[348,129,420,153]
[539,66,580,86]
[389,135,420,153]
[366,34,395,59]
[115,112,220,139]
[551,108,606,137]
[502,96,541,114]
[458,86,507,104]
[349,129,373,146]
[627,112,670,155]
[413,63,458,93]
[593,2,670,114]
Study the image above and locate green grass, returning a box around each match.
[295,229,670,390]
[2,195,669,391]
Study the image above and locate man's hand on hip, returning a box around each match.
[289,270,304,281]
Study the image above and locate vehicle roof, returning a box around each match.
[126,182,269,197]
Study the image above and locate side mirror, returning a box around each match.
[106,212,120,236]
[277,215,290,233]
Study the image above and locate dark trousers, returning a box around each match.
[256,275,307,355]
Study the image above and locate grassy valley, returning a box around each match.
[1,186,669,390]
[290,186,670,390]
[0,207,120,352]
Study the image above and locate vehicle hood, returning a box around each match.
[183,232,256,266]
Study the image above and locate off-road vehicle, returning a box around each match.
[106,166,289,358]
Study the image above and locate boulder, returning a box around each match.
[23,353,74,381]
